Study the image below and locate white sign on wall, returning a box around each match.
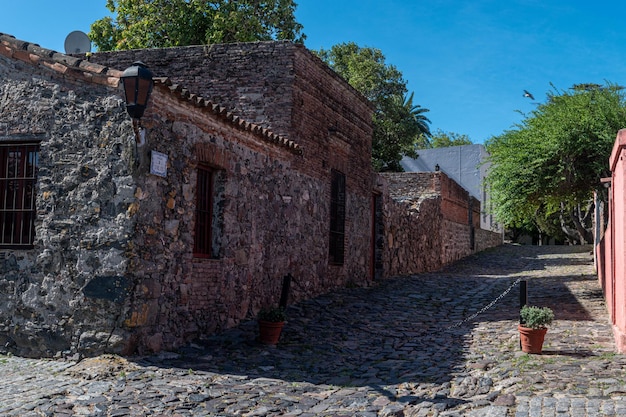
[150,150,168,177]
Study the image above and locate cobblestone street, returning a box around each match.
[2,244,625,416]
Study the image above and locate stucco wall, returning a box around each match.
[598,129,626,353]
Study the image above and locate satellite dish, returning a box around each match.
[64,31,91,54]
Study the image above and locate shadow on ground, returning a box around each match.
[137,244,601,393]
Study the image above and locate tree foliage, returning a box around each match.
[427,130,473,149]
[90,0,305,51]
[372,92,431,171]
[317,42,431,171]
[485,82,626,243]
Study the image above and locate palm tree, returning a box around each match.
[372,92,431,171]
[401,92,432,139]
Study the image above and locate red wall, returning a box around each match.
[598,129,626,352]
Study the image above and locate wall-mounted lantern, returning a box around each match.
[121,61,154,143]
[435,163,440,172]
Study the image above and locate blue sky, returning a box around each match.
[2,1,626,143]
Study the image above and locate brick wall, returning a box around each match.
[378,172,500,276]
[92,43,295,136]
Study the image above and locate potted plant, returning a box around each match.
[518,305,554,354]
[257,306,286,345]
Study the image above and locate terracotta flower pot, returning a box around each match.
[258,320,285,345]
[518,324,547,354]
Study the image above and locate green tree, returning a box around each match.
[485,82,626,244]
[90,0,305,51]
[427,130,473,149]
[317,42,431,171]
[373,93,432,171]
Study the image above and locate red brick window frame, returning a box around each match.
[193,164,214,258]
[329,169,346,265]
[0,142,39,249]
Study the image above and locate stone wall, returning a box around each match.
[91,43,376,352]
[89,42,372,148]
[121,89,306,351]
[475,228,505,252]
[124,86,376,352]
[90,43,295,138]
[0,34,501,357]
[291,44,373,287]
[90,42,373,181]
[378,172,500,277]
[0,37,377,356]
[0,43,137,357]
[380,189,445,276]
[91,43,374,352]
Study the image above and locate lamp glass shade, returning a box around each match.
[121,61,154,119]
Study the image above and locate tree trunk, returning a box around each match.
[560,201,593,244]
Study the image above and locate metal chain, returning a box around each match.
[291,274,523,337]
[445,276,523,331]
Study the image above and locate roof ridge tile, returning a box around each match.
[0,32,120,85]
[154,78,302,155]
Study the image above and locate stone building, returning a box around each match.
[401,144,501,233]
[0,33,501,357]
[378,172,502,277]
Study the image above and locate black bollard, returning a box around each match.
[519,280,527,350]
[519,280,528,323]
[279,273,292,309]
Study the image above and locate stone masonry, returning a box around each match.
[0,35,135,356]
[0,34,501,357]
[378,172,500,277]
[107,43,377,353]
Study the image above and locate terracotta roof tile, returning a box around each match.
[153,77,302,155]
[0,33,114,84]
[0,33,302,155]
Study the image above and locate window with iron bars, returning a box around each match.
[329,169,346,265]
[194,165,213,257]
[0,142,39,249]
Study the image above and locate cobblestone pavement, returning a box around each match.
[2,244,625,416]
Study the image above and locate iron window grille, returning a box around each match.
[0,142,39,249]
[329,169,346,265]
[194,164,214,258]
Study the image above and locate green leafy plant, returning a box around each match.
[258,306,286,323]
[520,305,554,329]
[485,82,626,244]
[90,0,305,51]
